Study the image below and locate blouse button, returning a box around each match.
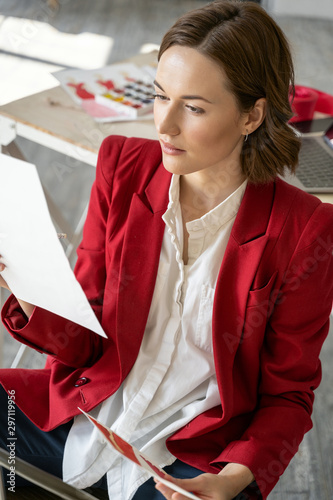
[74,377,89,387]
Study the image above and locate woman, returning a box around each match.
[0,1,332,499]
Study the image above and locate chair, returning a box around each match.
[0,447,100,499]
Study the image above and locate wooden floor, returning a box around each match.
[0,1,332,499]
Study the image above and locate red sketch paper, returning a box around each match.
[66,82,95,100]
[79,409,201,500]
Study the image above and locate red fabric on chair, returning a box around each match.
[290,85,333,122]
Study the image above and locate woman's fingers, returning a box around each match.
[155,475,200,500]
[0,275,10,290]
[155,481,187,500]
[155,473,232,500]
[0,257,10,290]
[155,475,183,500]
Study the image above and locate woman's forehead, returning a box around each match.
[156,46,229,94]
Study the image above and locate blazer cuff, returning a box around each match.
[1,293,35,331]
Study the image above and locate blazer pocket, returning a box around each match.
[246,270,279,308]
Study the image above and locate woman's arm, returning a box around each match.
[0,264,35,318]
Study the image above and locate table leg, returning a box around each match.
[10,344,30,369]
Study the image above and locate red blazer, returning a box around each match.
[1,136,333,499]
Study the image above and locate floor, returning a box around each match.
[0,1,332,499]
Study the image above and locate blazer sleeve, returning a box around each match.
[1,135,127,368]
[215,202,333,497]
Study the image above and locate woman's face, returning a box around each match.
[154,45,248,181]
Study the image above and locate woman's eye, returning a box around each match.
[152,93,204,114]
[186,104,204,114]
[152,93,168,101]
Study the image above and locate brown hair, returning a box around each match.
[158,0,300,184]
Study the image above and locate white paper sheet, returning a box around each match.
[0,153,106,337]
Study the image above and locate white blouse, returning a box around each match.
[63,175,247,500]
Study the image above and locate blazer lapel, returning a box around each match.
[115,164,172,377]
[213,181,275,417]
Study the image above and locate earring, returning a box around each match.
[244,131,249,142]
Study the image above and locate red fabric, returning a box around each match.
[1,136,333,499]
[290,85,333,122]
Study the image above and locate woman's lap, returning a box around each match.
[0,385,249,499]
[0,384,201,496]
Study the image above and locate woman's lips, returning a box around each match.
[160,139,185,155]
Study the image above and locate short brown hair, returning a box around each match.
[158,0,301,184]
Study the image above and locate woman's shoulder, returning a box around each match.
[275,176,333,216]
[96,135,162,193]
[96,135,163,189]
[99,135,161,165]
[273,177,333,248]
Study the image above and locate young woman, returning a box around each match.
[0,1,332,499]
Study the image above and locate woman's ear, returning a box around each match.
[243,98,266,135]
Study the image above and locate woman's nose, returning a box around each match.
[155,105,180,136]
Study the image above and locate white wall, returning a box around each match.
[266,0,333,19]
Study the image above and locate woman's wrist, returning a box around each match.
[17,299,35,319]
[217,462,255,499]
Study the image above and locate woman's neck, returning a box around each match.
[179,169,246,224]
[179,168,246,265]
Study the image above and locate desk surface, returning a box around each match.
[0,52,158,156]
[0,85,158,151]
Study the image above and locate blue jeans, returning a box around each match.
[0,385,251,499]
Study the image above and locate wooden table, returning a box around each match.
[0,50,158,160]
[0,83,158,166]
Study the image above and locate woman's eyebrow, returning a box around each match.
[153,79,212,103]
[153,80,164,91]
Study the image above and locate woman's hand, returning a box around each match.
[155,473,233,500]
[0,258,35,318]
[0,259,10,291]
[155,463,254,500]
